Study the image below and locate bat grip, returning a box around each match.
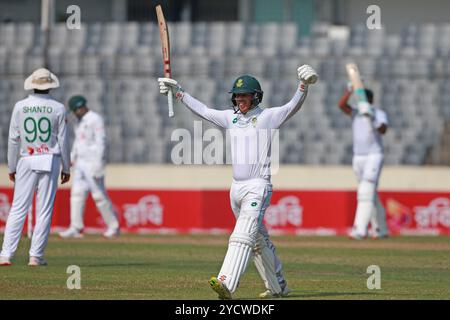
[168,88,174,118]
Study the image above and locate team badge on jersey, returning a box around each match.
[251,202,258,207]
[232,117,238,124]
[251,117,257,126]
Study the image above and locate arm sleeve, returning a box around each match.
[373,109,388,128]
[93,116,106,161]
[7,106,20,173]
[181,93,230,129]
[268,85,308,128]
[70,123,77,164]
[57,110,71,173]
[70,140,77,164]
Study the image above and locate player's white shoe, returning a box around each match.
[349,229,366,240]
[0,256,12,266]
[280,281,291,297]
[259,281,291,298]
[103,227,120,238]
[259,290,281,298]
[209,277,232,300]
[372,232,389,240]
[59,227,84,239]
[28,256,47,266]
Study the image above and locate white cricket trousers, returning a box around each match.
[352,153,388,236]
[352,153,384,184]
[1,156,60,259]
[229,178,285,286]
[69,165,118,231]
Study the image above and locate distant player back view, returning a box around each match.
[0,68,70,266]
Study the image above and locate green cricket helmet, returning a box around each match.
[229,75,263,107]
[68,95,87,112]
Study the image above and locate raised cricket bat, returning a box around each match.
[345,63,373,117]
[156,5,174,118]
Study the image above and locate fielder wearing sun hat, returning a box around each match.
[24,68,60,91]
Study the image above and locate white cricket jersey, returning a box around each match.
[71,110,106,176]
[351,107,388,155]
[181,85,308,181]
[7,93,70,173]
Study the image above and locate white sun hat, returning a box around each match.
[24,68,60,91]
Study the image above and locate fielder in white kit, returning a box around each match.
[0,68,70,267]
[159,65,318,299]
[338,85,389,239]
[59,95,120,239]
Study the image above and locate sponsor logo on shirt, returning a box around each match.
[26,144,50,155]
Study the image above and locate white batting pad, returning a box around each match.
[92,192,119,230]
[70,188,88,230]
[353,180,376,236]
[358,179,376,202]
[253,234,282,294]
[217,214,259,293]
[370,194,388,236]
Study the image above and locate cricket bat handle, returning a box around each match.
[168,87,174,117]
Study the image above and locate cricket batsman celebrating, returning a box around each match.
[158,64,318,299]
[338,84,389,239]
[0,68,70,266]
[59,96,120,239]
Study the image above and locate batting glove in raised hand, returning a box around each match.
[297,65,318,85]
[158,77,185,100]
[347,82,353,93]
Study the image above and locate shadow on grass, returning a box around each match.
[235,291,376,300]
[291,291,375,299]
[78,262,156,268]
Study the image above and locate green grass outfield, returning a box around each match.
[0,234,449,300]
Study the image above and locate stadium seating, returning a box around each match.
[0,22,448,165]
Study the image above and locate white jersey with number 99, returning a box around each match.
[7,93,71,174]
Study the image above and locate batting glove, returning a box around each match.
[297,65,318,85]
[158,77,185,100]
[347,82,353,93]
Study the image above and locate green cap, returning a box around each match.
[68,95,87,112]
[229,75,263,106]
[229,75,262,94]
